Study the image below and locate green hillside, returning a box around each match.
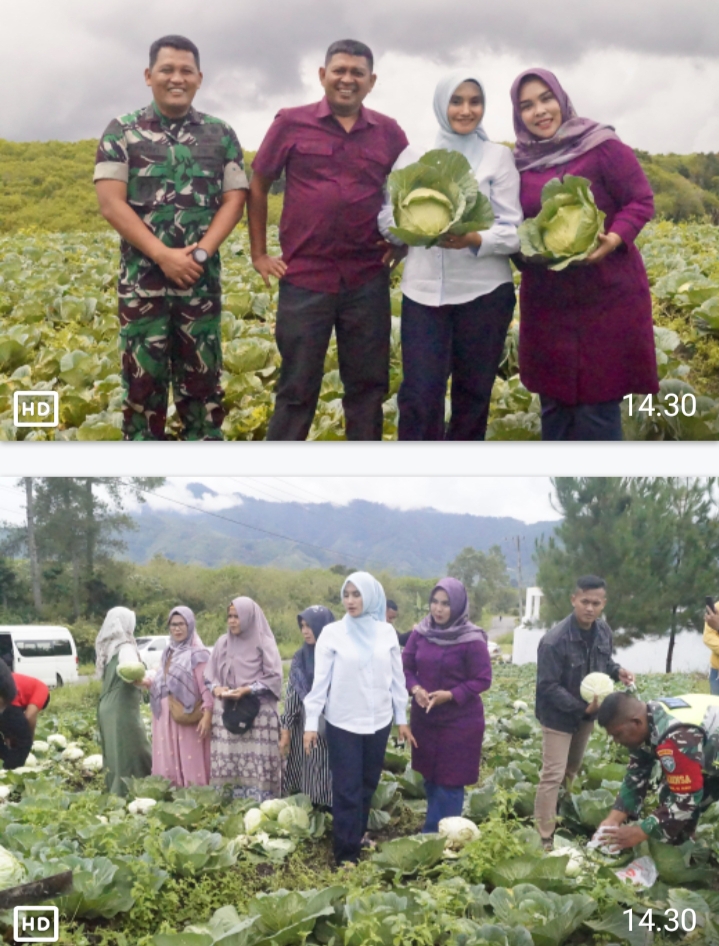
[0,141,282,233]
[2,137,719,234]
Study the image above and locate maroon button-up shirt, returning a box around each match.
[252,98,408,293]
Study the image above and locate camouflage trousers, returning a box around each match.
[118,294,224,441]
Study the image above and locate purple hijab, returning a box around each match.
[205,597,283,700]
[150,606,211,718]
[413,577,487,647]
[511,68,620,173]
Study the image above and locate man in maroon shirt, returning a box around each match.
[249,39,408,440]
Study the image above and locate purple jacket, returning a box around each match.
[402,632,492,786]
[518,139,659,405]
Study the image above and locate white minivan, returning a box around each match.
[0,626,79,687]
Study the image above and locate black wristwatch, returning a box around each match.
[191,247,209,266]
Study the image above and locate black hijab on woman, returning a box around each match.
[288,605,336,700]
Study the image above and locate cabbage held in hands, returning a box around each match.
[117,662,146,683]
[388,149,495,247]
[518,175,606,271]
[580,672,614,705]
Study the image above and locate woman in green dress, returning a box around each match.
[95,607,152,795]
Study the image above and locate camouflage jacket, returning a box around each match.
[613,699,718,842]
[94,103,248,298]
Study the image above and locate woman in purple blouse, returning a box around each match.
[511,69,659,441]
[402,577,492,832]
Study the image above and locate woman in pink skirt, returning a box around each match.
[148,607,213,787]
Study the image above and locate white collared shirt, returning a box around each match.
[303,619,408,735]
[378,142,522,307]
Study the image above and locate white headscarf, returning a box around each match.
[95,607,139,678]
[341,571,387,668]
[433,72,489,171]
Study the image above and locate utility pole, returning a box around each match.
[514,535,524,619]
[24,478,42,613]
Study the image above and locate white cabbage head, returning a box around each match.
[244,808,266,835]
[82,754,104,772]
[128,797,157,815]
[61,747,85,762]
[0,846,25,887]
[580,673,614,705]
[438,816,481,850]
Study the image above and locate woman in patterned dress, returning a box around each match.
[279,605,335,808]
[148,606,213,787]
[205,597,283,801]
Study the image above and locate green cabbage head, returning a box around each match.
[277,805,311,832]
[260,798,290,820]
[518,175,606,270]
[398,188,454,238]
[117,662,146,683]
[388,149,495,248]
[0,845,26,887]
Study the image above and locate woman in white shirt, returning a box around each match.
[380,73,522,440]
[303,571,414,865]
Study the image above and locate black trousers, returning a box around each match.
[398,282,515,441]
[0,706,33,770]
[540,397,623,441]
[325,719,392,864]
[267,272,391,441]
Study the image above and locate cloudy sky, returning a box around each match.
[0,476,560,527]
[4,0,719,154]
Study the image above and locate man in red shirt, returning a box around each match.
[0,663,50,769]
[249,39,408,441]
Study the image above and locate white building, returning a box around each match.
[511,586,710,674]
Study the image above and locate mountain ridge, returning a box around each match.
[125,495,558,581]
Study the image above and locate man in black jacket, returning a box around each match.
[533,575,634,846]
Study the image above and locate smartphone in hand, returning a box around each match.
[705,596,716,613]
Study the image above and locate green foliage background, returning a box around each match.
[3,138,719,439]
[0,554,437,659]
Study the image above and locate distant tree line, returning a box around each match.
[0,477,522,663]
[535,477,719,672]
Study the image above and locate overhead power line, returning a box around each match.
[132,484,371,569]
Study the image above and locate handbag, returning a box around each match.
[222,693,261,735]
[168,693,204,726]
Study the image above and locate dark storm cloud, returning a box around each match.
[3,0,718,141]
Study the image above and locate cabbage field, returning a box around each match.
[1,664,717,945]
[1,221,719,440]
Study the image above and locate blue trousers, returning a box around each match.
[325,719,392,864]
[540,396,623,441]
[398,283,516,441]
[710,668,719,695]
[423,780,465,833]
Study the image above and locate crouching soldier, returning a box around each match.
[597,691,719,848]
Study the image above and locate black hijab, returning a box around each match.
[288,605,336,700]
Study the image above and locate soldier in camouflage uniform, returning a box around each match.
[597,691,719,847]
[94,35,248,440]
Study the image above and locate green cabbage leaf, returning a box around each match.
[387,149,495,247]
[518,175,606,270]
